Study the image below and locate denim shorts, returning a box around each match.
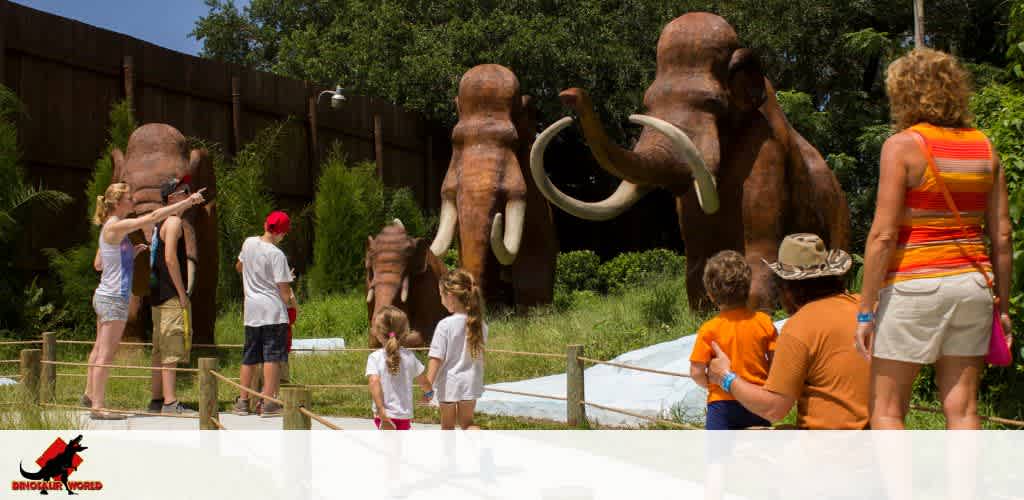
[242,323,288,365]
[92,293,129,323]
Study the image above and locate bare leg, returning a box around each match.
[457,400,478,430]
[91,320,126,411]
[869,357,922,430]
[239,363,256,401]
[161,364,177,403]
[83,320,101,401]
[439,402,457,430]
[150,351,163,402]
[934,355,984,430]
[262,362,281,401]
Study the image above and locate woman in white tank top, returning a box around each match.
[82,182,204,420]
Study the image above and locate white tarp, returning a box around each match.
[478,319,787,427]
[0,377,16,386]
[290,337,345,355]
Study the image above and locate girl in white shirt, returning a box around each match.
[426,269,488,430]
[366,306,431,430]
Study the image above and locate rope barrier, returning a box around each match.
[299,406,342,430]
[581,401,698,430]
[41,360,199,373]
[209,416,226,430]
[41,402,200,419]
[57,373,152,380]
[209,371,284,406]
[192,343,243,348]
[0,340,42,345]
[306,384,366,389]
[55,340,153,347]
[910,404,1024,428]
[0,359,20,364]
[0,374,20,379]
[577,356,691,379]
[484,386,567,401]
[487,348,567,359]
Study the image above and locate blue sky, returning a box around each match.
[12,0,251,56]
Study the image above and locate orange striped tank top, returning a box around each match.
[885,123,994,286]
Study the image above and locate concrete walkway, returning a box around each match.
[70,411,440,430]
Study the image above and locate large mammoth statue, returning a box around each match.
[366,220,447,348]
[113,123,218,345]
[430,64,558,310]
[531,13,849,312]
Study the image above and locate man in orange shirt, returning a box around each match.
[707,234,871,430]
[690,250,778,430]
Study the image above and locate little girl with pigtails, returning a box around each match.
[366,306,432,430]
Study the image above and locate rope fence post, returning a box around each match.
[282,385,311,430]
[20,349,41,404]
[41,332,56,403]
[199,358,218,430]
[567,344,586,428]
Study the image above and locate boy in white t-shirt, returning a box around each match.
[366,306,432,430]
[232,211,299,417]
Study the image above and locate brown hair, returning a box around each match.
[92,183,130,225]
[702,250,751,308]
[441,268,485,358]
[777,276,846,311]
[372,306,413,375]
[886,48,973,131]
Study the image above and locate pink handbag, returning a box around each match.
[910,132,1012,366]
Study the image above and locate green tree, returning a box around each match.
[0,86,72,336]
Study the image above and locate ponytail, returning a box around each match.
[93,183,130,225]
[441,269,486,359]
[372,305,412,375]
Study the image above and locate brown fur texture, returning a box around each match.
[366,223,447,348]
[113,123,218,344]
[441,64,558,310]
[555,13,849,312]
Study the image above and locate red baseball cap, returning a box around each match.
[265,211,291,234]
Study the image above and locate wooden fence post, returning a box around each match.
[231,76,242,155]
[199,358,218,430]
[0,0,8,85]
[20,349,41,404]
[374,114,384,179]
[566,344,586,428]
[41,332,56,402]
[122,56,134,110]
[282,385,311,430]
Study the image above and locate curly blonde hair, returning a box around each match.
[885,48,973,131]
[703,250,751,308]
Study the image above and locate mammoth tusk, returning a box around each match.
[530,116,651,221]
[392,218,404,229]
[490,199,525,265]
[430,198,457,256]
[400,276,409,303]
[366,286,375,304]
[628,115,719,214]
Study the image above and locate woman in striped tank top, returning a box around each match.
[855,49,1013,430]
[83,182,205,420]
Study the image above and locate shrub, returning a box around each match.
[555,250,601,292]
[640,280,679,326]
[211,122,285,305]
[598,248,685,293]
[308,145,385,295]
[47,99,135,338]
[443,248,459,270]
[384,187,428,237]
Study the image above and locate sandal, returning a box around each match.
[89,411,127,421]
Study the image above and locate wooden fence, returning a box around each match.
[0,0,451,272]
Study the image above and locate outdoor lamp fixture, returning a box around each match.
[317,85,346,109]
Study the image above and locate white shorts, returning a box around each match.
[874,273,992,364]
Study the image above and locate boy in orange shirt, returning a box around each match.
[689,250,777,430]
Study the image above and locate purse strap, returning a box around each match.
[908,130,998,305]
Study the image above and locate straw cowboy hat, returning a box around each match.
[763,233,851,280]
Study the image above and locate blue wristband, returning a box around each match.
[857,312,875,324]
[423,390,434,399]
[720,372,737,393]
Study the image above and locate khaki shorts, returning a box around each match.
[874,273,992,364]
[151,299,191,365]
